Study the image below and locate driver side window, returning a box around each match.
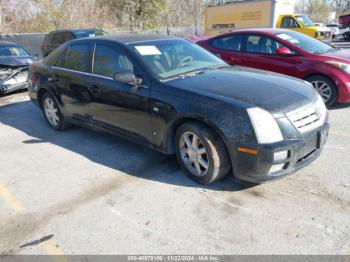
[281,17,300,28]
[93,43,134,78]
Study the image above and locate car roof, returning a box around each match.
[49,28,102,34]
[72,33,180,44]
[0,41,20,46]
[202,28,293,41]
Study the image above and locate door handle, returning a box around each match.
[48,76,59,82]
[87,85,100,95]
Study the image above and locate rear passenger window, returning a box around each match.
[93,44,134,78]
[55,43,91,73]
[210,35,243,51]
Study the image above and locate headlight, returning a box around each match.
[315,94,328,124]
[326,61,350,74]
[247,107,284,144]
[315,31,322,37]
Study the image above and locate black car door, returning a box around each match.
[88,42,153,143]
[50,42,93,123]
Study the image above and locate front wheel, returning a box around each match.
[306,75,338,107]
[41,93,69,130]
[175,122,231,185]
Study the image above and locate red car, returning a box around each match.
[191,29,350,106]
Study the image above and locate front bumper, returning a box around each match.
[0,81,29,94]
[233,123,329,183]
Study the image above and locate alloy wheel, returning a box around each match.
[179,132,209,177]
[311,80,332,104]
[44,97,60,127]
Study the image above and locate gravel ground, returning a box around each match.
[0,91,349,255]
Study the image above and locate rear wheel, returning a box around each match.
[175,122,231,185]
[306,75,338,107]
[41,93,68,130]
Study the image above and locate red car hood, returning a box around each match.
[320,49,350,62]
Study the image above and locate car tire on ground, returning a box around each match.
[175,122,231,185]
[306,75,338,107]
[41,92,69,130]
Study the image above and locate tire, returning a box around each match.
[41,92,69,130]
[175,122,231,185]
[306,75,338,107]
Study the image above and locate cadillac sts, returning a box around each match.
[28,35,329,184]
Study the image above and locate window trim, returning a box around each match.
[52,65,113,80]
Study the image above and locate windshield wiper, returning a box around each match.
[162,70,206,82]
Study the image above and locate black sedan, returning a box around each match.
[28,34,329,184]
[0,41,35,95]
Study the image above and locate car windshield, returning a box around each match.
[275,31,334,54]
[295,15,315,27]
[74,30,108,38]
[0,45,30,57]
[129,39,226,80]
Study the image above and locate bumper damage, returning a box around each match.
[233,123,330,183]
[0,66,29,94]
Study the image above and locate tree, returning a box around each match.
[296,0,332,23]
[331,0,350,15]
[101,0,167,31]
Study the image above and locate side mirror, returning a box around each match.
[276,47,293,56]
[113,70,143,86]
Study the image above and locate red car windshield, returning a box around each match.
[275,31,334,54]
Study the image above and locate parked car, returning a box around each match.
[192,29,350,106]
[41,28,108,57]
[326,23,340,38]
[0,41,36,95]
[29,34,329,184]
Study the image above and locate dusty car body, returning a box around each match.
[29,35,329,184]
[0,41,35,95]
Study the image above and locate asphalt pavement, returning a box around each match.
[0,91,349,255]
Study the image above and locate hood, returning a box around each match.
[166,66,317,115]
[320,49,350,62]
[0,56,34,67]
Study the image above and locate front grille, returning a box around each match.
[287,105,322,133]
